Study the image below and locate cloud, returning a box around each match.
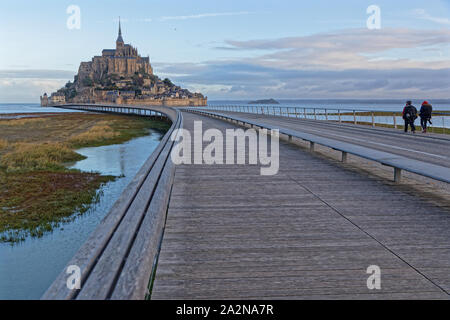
[0,69,74,103]
[155,28,449,99]
[0,78,67,103]
[155,59,450,99]
[160,11,253,21]
[0,69,75,79]
[3,26,449,102]
[221,28,450,70]
[413,9,450,26]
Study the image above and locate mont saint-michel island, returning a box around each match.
[41,21,207,107]
[3,0,450,304]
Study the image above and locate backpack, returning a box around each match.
[421,104,432,118]
[404,106,417,120]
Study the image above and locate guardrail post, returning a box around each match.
[314,109,317,120]
[304,108,307,119]
[353,110,357,124]
[393,113,397,129]
[310,141,315,151]
[295,107,299,118]
[325,109,328,121]
[394,168,402,184]
[338,110,341,123]
[372,112,375,127]
[341,151,348,163]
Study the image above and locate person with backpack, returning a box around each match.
[419,101,433,133]
[402,101,418,133]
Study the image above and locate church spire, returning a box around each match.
[116,17,124,45]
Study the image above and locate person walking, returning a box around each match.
[419,101,433,133]
[402,101,418,133]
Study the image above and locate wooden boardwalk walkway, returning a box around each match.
[151,111,450,299]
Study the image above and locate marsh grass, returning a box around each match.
[0,171,113,242]
[0,139,8,151]
[68,122,119,147]
[0,117,49,126]
[0,142,85,172]
[68,117,170,148]
[0,113,170,243]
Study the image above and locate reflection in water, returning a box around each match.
[0,130,163,299]
[120,146,125,176]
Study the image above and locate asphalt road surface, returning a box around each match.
[207,111,450,168]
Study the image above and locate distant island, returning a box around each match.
[248,99,280,105]
[41,20,207,107]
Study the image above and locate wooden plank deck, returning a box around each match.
[151,111,450,300]
[42,105,181,300]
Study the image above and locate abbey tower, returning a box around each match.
[42,19,207,107]
[77,19,152,87]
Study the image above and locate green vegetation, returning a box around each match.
[82,77,94,87]
[59,81,78,99]
[0,142,85,172]
[0,171,112,242]
[0,139,7,151]
[163,78,174,87]
[0,113,170,243]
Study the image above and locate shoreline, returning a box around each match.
[0,113,170,243]
[0,112,83,120]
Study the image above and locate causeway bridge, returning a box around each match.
[43,104,450,300]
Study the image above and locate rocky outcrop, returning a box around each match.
[42,21,207,107]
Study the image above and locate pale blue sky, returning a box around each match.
[0,0,449,102]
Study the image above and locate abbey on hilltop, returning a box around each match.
[41,20,207,107]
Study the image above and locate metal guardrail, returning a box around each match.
[54,103,169,119]
[42,104,182,300]
[186,108,450,184]
[202,105,450,133]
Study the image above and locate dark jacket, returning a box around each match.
[402,105,418,120]
[419,104,432,119]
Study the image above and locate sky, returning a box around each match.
[0,0,449,102]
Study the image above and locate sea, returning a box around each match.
[1,100,450,115]
[207,99,450,112]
